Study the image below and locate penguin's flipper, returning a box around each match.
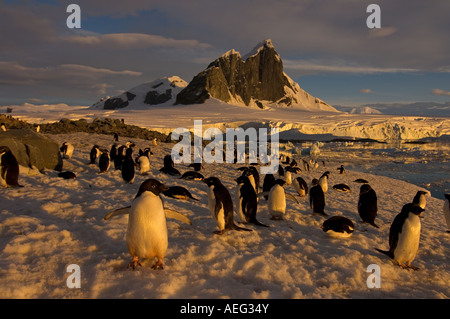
[286,193,300,205]
[375,248,394,259]
[104,206,131,220]
[165,209,192,225]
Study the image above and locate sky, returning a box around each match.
[1,0,450,108]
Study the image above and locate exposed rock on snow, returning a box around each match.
[175,39,337,112]
[93,76,188,109]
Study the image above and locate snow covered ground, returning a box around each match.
[1,132,449,299]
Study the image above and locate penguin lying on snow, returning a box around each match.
[104,179,192,269]
[203,177,253,235]
[57,171,76,179]
[163,186,199,201]
[180,171,204,181]
[333,183,351,192]
[375,203,425,270]
[321,216,355,238]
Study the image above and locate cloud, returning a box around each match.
[63,33,212,50]
[0,61,142,87]
[431,89,450,96]
[283,59,419,75]
[360,89,372,94]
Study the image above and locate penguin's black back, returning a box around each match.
[310,184,325,215]
[358,184,378,227]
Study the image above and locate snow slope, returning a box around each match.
[0,132,448,299]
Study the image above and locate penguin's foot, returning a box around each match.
[127,256,142,270]
[397,262,419,271]
[213,230,225,235]
[152,259,164,270]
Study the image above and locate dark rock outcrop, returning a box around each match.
[0,129,63,171]
[175,39,335,111]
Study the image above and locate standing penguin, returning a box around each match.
[121,147,135,184]
[136,154,150,175]
[318,171,330,193]
[284,167,292,185]
[203,177,252,235]
[262,173,276,201]
[358,184,379,228]
[60,142,74,159]
[309,180,327,216]
[103,179,191,269]
[89,145,101,164]
[114,145,126,170]
[376,203,425,270]
[235,175,268,227]
[337,165,345,174]
[0,146,22,188]
[152,138,158,147]
[443,194,450,233]
[99,150,110,173]
[293,176,308,197]
[412,190,428,210]
[268,179,287,220]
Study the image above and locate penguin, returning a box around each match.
[0,146,22,188]
[136,154,150,175]
[309,182,327,216]
[163,186,198,201]
[235,175,268,227]
[103,179,192,269]
[358,184,379,228]
[237,166,260,195]
[159,155,181,176]
[113,132,119,142]
[290,158,298,168]
[188,162,203,172]
[375,203,425,270]
[412,190,428,210]
[354,178,369,184]
[277,165,284,178]
[114,145,126,170]
[266,179,298,220]
[302,160,310,172]
[57,171,76,179]
[126,179,169,269]
[110,144,117,161]
[337,165,345,174]
[293,176,308,197]
[89,145,101,164]
[121,147,135,184]
[321,216,355,238]
[262,173,276,200]
[284,167,292,185]
[60,142,74,159]
[333,183,351,192]
[444,194,450,233]
[180,171,204,181]
[152,138,158,147]
[203,177,252,235]
[318,171,330,193]
[1,123,6,131]
[99,150,110,173]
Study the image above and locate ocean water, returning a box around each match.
[285,140,449,199]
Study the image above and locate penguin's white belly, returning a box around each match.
[268,185,286,218]
[394,215,421,264]
[285,171,292,185]
[126,192,167,259]
[319,178,328,193]
[235,186,246,223]
[208,186,225,231]
[139,157,150,174]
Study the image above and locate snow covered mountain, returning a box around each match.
[176,39,337,112]
[92,76,188,109]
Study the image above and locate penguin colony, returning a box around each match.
[5,131,445,273]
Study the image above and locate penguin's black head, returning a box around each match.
[203,176,222,187]
[236,175,248,185]
[360,183,372,194]
[274,179,286,187]
[321,171,330,178]
[125,147,133,157]
[416,190,428,196]
[311,178,319,186]
[402,203,425,216]
[0,145,11,155]
[135,179,169,198]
